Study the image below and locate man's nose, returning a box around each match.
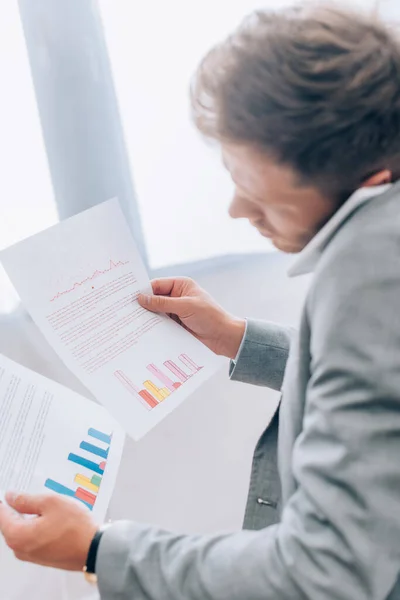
[228,193,256,220]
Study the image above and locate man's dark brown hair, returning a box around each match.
[191,4,400,197]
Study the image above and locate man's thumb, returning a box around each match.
[5,492,45,515]
[138,293,185,315]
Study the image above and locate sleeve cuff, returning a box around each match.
[232,319,248,365]
[97,521,145,599]
[229,319,293,391]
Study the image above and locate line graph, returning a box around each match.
[50,259,129,302]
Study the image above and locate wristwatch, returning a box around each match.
[83,523,110,585]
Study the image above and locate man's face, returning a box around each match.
[223,144,337,253]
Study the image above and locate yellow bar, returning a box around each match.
[144,380,164,402]
[74,474,99,493]
[160,387,171,398]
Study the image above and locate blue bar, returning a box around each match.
[80,441,109,459]
[88,428,111,445]
[45,479,75,497]
[68,453,104,474]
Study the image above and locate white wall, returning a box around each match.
[379,0,400,18]
[0,253,310,536]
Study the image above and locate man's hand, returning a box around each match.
[0,492,98,571]
[139,278,246,359]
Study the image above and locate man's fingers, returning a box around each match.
[150,278,176,296]
[150,277,195,297]
[0,494,42,551]
[0,504,39,554]
[138,293,188,315]
[5,492,47,516]
[0,501,19,531]
[138,277,198,315]
[0,502,24,545]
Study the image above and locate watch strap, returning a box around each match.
[85,527,106,574]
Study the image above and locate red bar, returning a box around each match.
[75,487,96,506]
[76,487,96,504]
[99,461,107,471]
[139,389,158,408]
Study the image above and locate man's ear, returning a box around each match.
[362,169,392,188]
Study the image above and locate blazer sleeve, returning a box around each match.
[96,235,400,600]
[229,319,293,391]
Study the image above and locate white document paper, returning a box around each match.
[0,353,124,521]
[1,199,221,440]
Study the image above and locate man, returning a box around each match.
[1,3,400,598]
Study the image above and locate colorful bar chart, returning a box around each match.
[44,427,111,510]
[113,353,203,412]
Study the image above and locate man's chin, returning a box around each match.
[255,228,304,253]
[271,238,303,254]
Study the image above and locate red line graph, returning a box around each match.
[50,259,130,302]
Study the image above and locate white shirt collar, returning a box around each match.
[288,184,392,277]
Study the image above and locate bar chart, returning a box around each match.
[44,428,112,510]
[114,353,203,411]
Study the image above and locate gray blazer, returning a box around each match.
[97,183,400,599]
